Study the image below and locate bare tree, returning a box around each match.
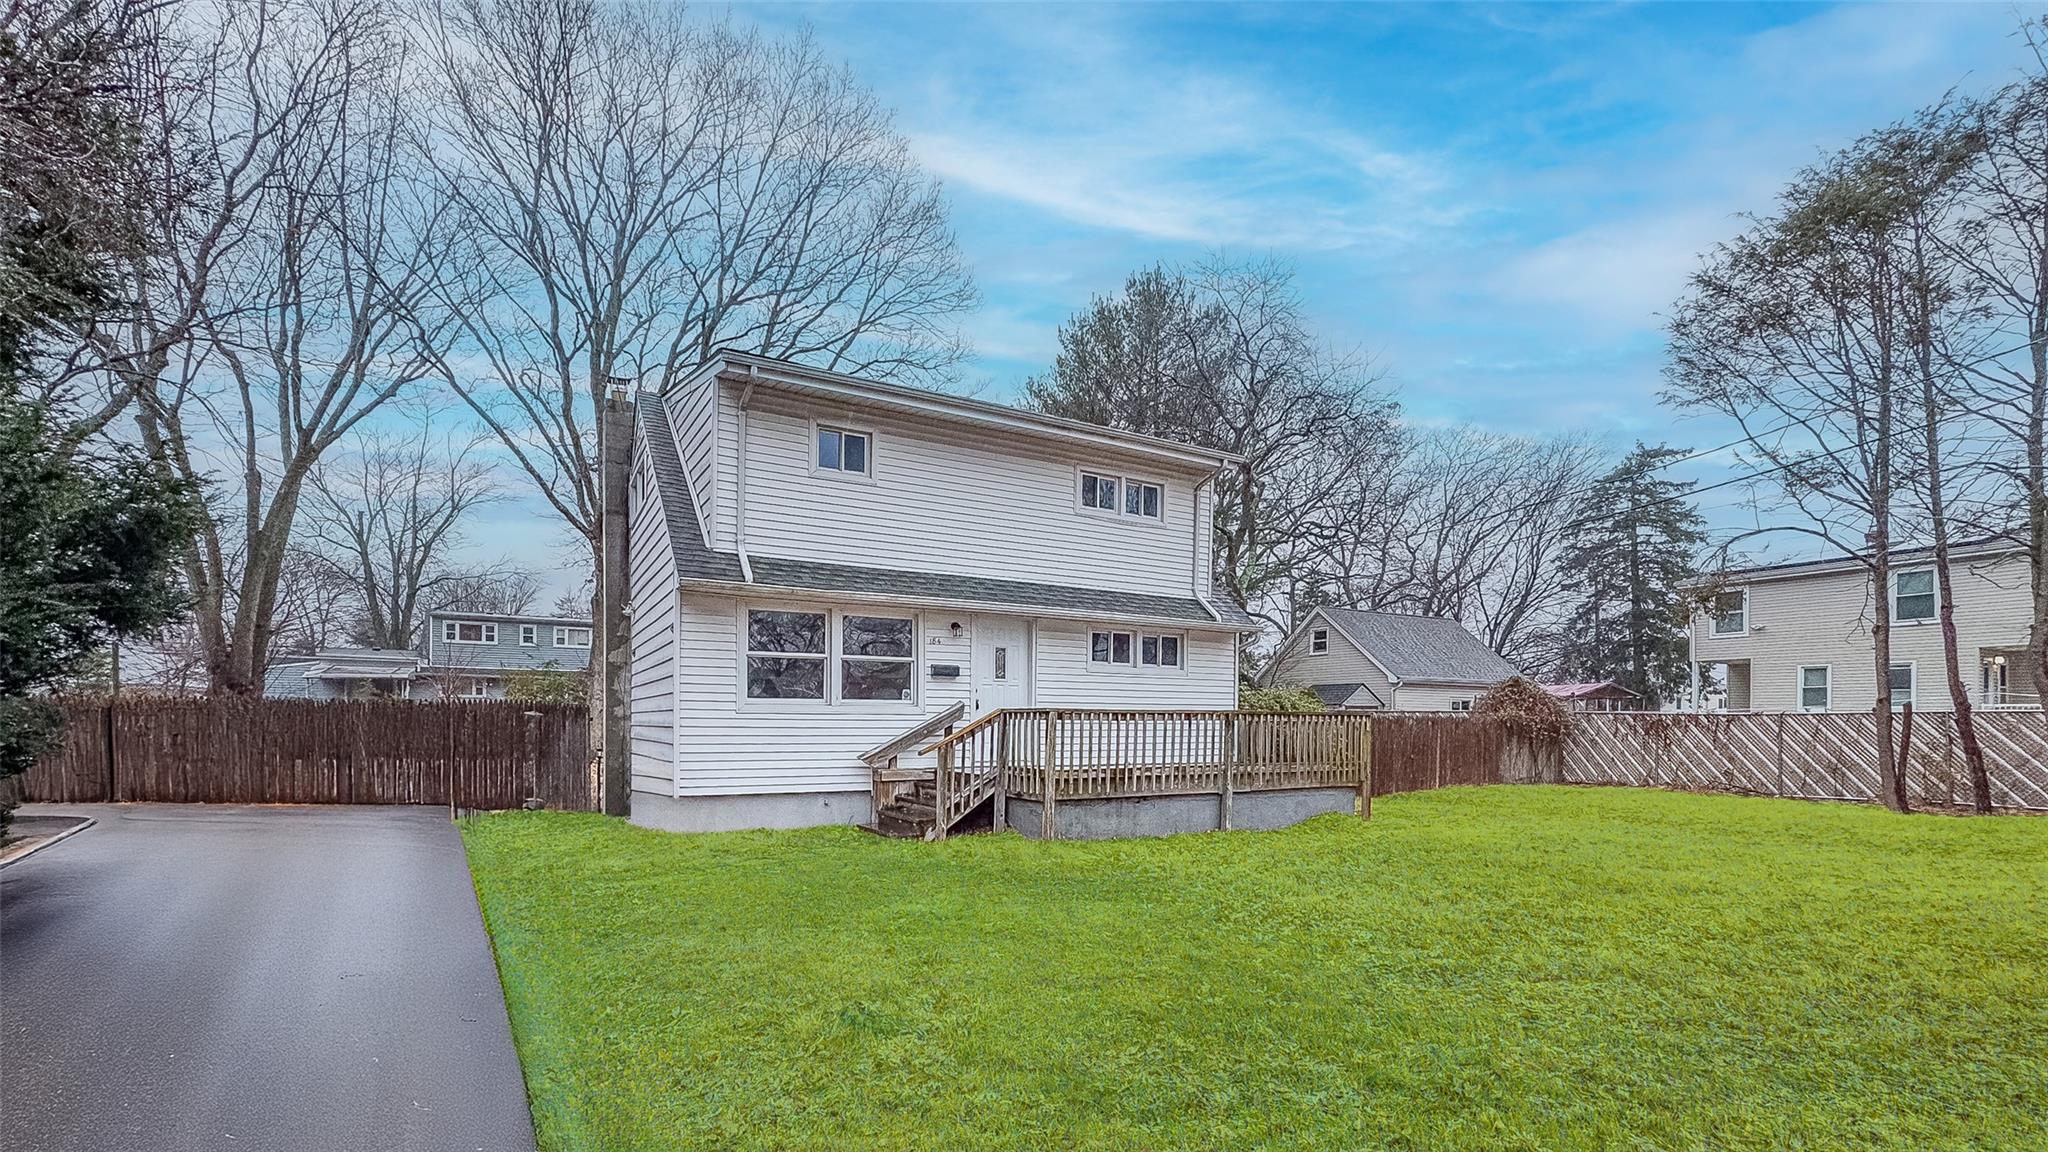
[81,0,465,693]
[303,405,508,649]
[414,0,977,594]
[433,571,544,616]
[1025,257,1401,631]
[1669,142,1918,812]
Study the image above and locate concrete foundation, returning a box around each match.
[1005,786,1356,840]
[629,790,872,833]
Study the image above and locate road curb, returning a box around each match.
[0,816,97,870]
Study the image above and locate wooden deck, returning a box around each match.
[917,709,1375,839]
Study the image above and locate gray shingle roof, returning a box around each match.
[1318,607,1519,684]
[636,395,1254,629]
[1307,681,1386,709]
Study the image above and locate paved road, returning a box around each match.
[1,805,536,1152]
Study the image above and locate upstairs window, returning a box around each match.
[1309,628,1329,654]
[815,425,870,476]
[1709,590,1747,636]
[1079,471,1163,521]
[519,624,537,647]
[443,620,497,644]
[553,626,592,648]
[1893,570,1936,623]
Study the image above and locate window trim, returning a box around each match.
[442,620,498,645]
[1888,661,1916,711]
[1309,627,1329,655]
[809,418,876,482]
[553,625,593,648]
[1088,629,1137,668]
[735,602,919,710]
[1707,588,1748,637]
[1891,569,1937,625]
[519,624,537,647]
[1074,466,1167,525]
[1797,664,1832,713]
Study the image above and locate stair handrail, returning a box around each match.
[916,706,1005,756]
[861,702,966,768]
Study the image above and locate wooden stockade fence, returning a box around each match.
[18,698,598,811]
[1562,711,2048,812]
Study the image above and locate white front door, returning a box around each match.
[970,615,1032,715]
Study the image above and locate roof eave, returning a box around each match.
[687,351,1245,472]
[674,575,1261,633]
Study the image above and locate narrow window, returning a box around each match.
[1111,632,1133,665]
[816,426,871,475]
[1090,631,1112,663]
[1799,666,1830,712]
[746,610,827,699]
[839,614,914,702]
[1309,628,1329,655]
[519,624,537,647]
[554,626,592,648]
[1159,635,1181,668]
[1894,571,1936,623]
[1888,663,1915,710]
[994,647,1008,680]
[1710,590,1747,636]
[1141,635,1159,666]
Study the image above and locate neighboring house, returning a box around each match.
[1691,539,2035,713]
[262,610,593,700]
[627,350,1258,833]
[1269,606,1520,712]
[420,610,594,700]
[1544,681,1642,713]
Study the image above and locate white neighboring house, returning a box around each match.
[1690,540,2036,713]
[626,351,1259,833]
[1268,606,1520,712]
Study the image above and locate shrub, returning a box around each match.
[1240,684,1326,713]
[1472,676,1572,744]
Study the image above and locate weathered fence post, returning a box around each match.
[992,714,1009,834]
[1219,712,1236,832]
[102,701,116,802]
[1358,718,1373,820]
[1042,710,1060,841]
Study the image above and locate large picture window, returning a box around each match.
[840,615,915,701]
[444,620,496,644]
[746,610,827,699]
[553,626,592,648]
[1893,570,1936,623]
[744,607,916,705]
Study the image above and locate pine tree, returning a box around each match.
[1557,444,1706,707]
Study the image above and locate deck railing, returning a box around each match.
[920,709,1375,839]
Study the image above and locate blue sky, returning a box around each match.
[731,1,2046,511]
[479,2,2048,593]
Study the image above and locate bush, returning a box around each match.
[1240,684,1326,713]
[504,663,589,705]
[1472,676,1572,744]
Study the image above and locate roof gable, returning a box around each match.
[1314,607,1519,684]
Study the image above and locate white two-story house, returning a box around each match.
[1691,540,2037,713]
[627,352,1258,833]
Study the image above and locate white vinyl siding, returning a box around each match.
[722,387,1203,597]
[1693,551,2030,713]
[628,438,680,796]
[1270,617,1395,708]
[668,593,1235,796]
[666,375,719,546]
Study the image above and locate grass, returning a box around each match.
[462,786,2048,1151]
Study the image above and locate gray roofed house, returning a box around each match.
[1270,606,1521,713]
[262,613,593,701]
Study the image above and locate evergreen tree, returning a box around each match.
[1557,444,1706,707]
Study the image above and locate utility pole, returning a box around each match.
[599,387,635,818]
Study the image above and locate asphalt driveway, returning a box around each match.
[1,805,536,1152]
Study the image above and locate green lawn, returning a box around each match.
[463,786,2048,1151]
